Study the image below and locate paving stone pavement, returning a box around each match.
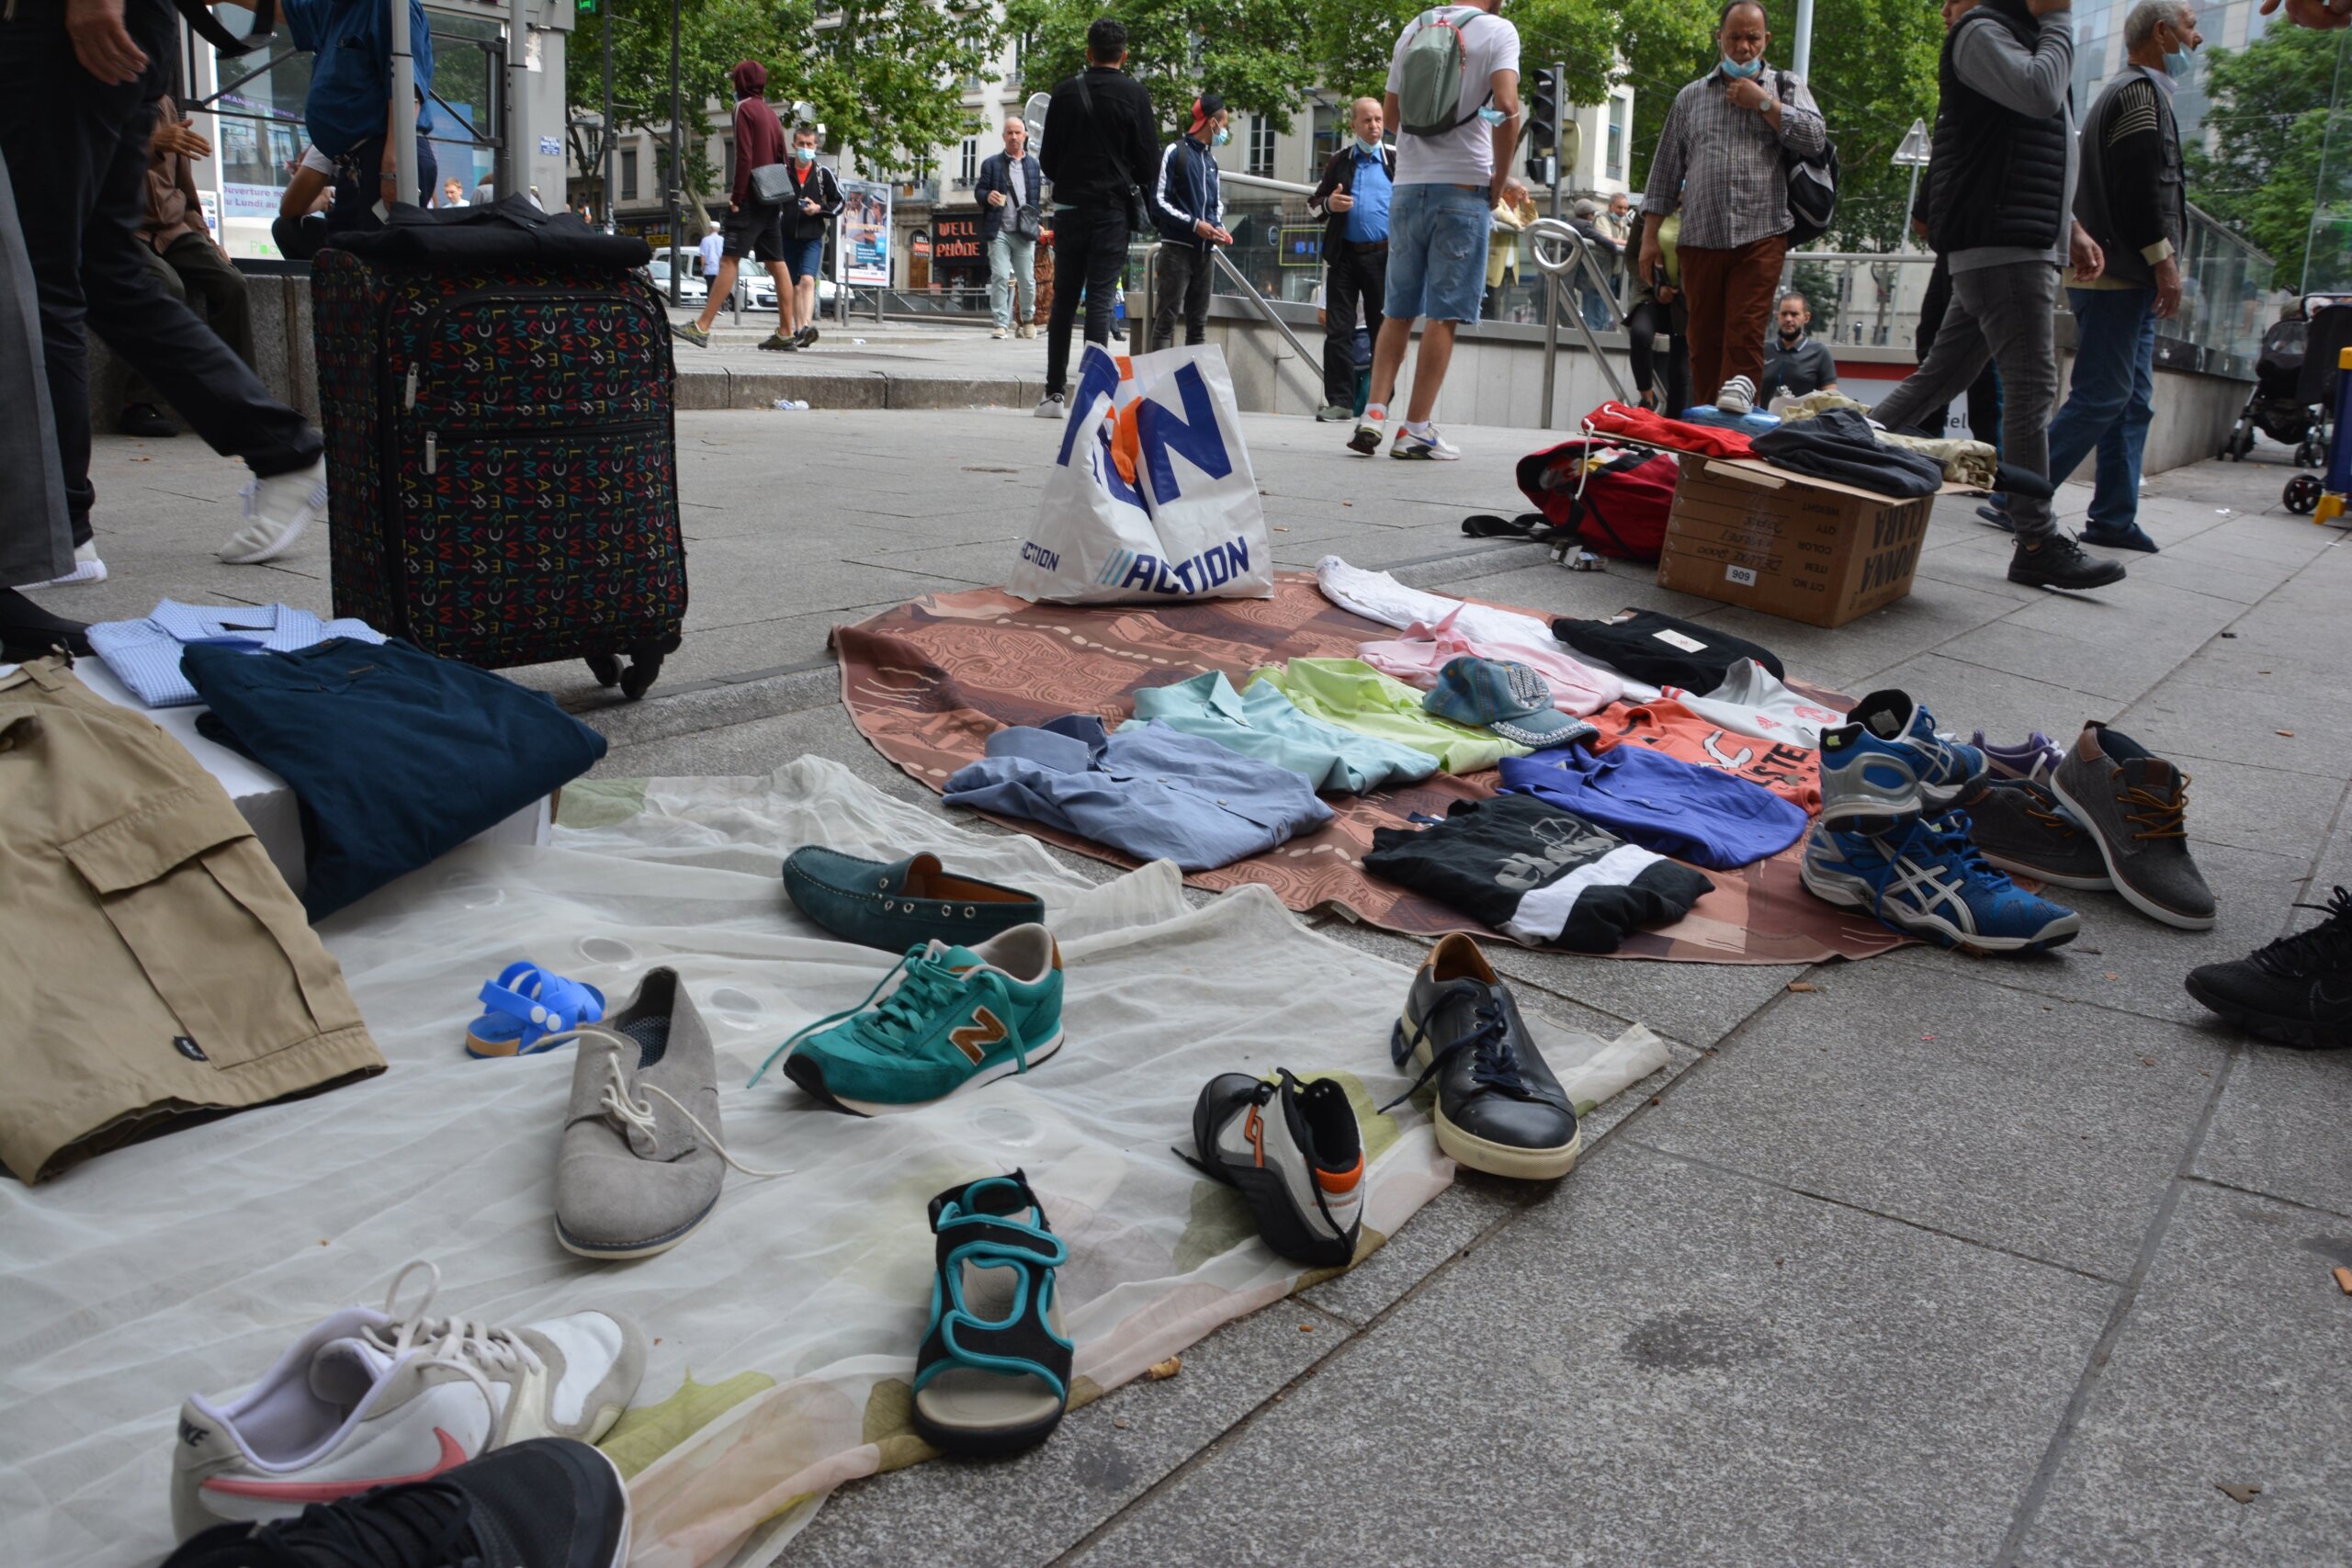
[33,411,2352,1565]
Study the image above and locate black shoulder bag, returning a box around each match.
[1074,73,1149,232]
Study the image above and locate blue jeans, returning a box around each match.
[2045,287,2156,534]
[1385,183,1490,325]
[989,231,1035,329]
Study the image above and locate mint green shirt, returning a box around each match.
[1122,671,1441,795]
[1250,659,1531,774]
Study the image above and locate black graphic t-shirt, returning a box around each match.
[1364,794,1713,953]
[1550,610,1785,691]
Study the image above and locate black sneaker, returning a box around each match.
[796,323,820,348]
[1185,1069,1363,1267]
[1961,778,2115,890]
[160,1438,629,1568]
[0,587,93,660]
[2009,533,2127,592]
[120,401,178,437]
[2186,887,2352,1050]
[1384,934,1580,1180]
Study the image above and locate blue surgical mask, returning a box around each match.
[2161,30,2195,75]
[1355,135,1382,154]
[793,146,815,164]
[1212,128,1230,146]
[1721,54,1764,79]
[1476,105,1508,127]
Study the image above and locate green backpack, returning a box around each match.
[1397,7,1492,138]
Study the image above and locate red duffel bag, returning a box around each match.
[1514,437,1679,562]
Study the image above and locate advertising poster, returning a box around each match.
[841,177,892,288]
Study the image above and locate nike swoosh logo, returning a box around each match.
[201,1427,467,1503]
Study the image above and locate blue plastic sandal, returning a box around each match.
[465,962,607,1057]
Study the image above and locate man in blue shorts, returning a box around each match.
[1350,0,1525,461]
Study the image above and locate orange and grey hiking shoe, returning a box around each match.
[1185,1069,1364,1267]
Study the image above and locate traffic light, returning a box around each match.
[1526,64,1562,185]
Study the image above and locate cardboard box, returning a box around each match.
[1655,456,1937,628]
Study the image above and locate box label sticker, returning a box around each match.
[1651,628,1708,651]
[1724,565,1758,586]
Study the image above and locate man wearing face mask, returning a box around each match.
[1148,93,1233,353]
[1308,96,1393,422]
[1871,0,2127,593]
[779,123,843,350]
[1637,1,1826,418]
[2038,0,2199,554]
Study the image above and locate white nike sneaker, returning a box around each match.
[169,1261,647,1541]
[218,457,329,564]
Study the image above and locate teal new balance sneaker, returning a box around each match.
[755,925,1064,1115]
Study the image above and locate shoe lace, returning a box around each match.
[747,943,975,1085]
[1379,987,1566,1114]
[2019,794,2083,838]
[549,1033,791,1179]
[2250,886,2352,978]
[2118,770,2189,841]
[235,1478,479,1568]
[359,1262,540,1410]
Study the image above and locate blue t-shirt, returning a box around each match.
[282,0,436,162]
[1345,144,1392,244]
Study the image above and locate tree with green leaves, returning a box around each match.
[567,0,1000,224]
[2188,21,2343,290]
[1004,0,1326,133]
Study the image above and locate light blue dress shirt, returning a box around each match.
[943,714,1334,873]
[1121,671,1438,795]
[1345,144,1393,244]
[87,601,388,709]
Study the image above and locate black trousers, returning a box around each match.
[1624,299,1688,413]
[1917,254,2002,451]
[1046,205,1129,396]
[0,0,320,543]
[1150,242,1214,353]
[1322,244,1385,408]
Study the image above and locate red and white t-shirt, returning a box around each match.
[1589,696,1822,814]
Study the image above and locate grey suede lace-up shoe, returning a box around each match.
[554,970,784,1259]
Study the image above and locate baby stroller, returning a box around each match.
[2226,301,2351,468]
[2279,302,2352,513]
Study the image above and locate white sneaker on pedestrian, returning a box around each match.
[1018,322,1036,340]
[1390,423,1461,461]
[36,540,107,587]
[169,1259,646,1540]
[1035,393,1067,420]
[219,458,329,564]
[990,326,1012,340]
[1715,375,1757,416]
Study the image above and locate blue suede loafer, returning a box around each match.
[784,847,1046,952]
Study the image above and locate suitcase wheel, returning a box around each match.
[618,647,665,701]
[586,653,624,687]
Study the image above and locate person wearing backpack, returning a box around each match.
[1348,0,1526,461]
[1035,17,1160,420]
[1635,1,1826,419]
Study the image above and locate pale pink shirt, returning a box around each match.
[1357,606,1624,717]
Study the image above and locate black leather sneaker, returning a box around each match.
[2009,533,2127,592]
[1185,1069,1363,1267]
[1384,934,1580,1180]
[2186,887,2352,1050]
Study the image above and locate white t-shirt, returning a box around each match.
[1660,658,1849,749]
[1386,6,1521,187]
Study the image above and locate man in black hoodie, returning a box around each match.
[1035,17,1159,419]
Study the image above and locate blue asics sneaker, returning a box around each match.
[1801,810,2082,954]
[753,925,1064,1115]
[1816,689,1988,823]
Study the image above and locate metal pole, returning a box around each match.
[665,0,680,305]
[1792,0,1815,80]
[601,1,613,229]
[506,0,530,199]
[1540,61,1565,429]
[390,0,417,209]
[1900,160,1923,254]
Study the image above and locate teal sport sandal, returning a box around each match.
[910,1170,1074,1456]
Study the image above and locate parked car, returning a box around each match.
[645,257,707,305]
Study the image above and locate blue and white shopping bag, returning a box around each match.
[1009,342,1273,604]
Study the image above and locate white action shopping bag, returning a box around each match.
[1010,341,1274,604]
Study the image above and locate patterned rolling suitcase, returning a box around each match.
[311,246,686,697]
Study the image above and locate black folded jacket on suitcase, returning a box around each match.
[312,199,686,697]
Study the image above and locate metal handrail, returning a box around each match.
[1524,218,1629,417]
[1208,248,1326,402]
[1221,170,1321,197]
